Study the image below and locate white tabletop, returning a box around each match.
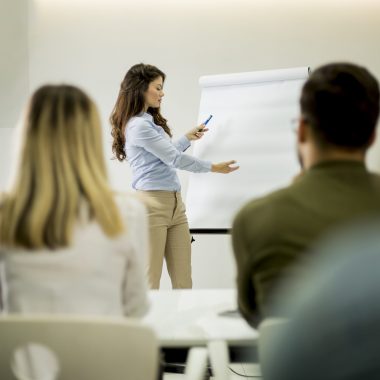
[142,289,258,347]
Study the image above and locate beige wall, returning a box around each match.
[2,0,380,287]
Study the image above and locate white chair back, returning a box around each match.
[0,314,159,380]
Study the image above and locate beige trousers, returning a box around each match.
[138,191,192,289]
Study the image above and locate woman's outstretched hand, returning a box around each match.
[186,124,209,141]
[211,160,239,174]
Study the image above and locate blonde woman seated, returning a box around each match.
[0,85,149,317]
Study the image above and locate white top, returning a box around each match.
[0,195,149,318]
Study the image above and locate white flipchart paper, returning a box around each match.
[186,67,310,229]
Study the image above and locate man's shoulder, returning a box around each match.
[237,185,296,218]
[232,185,299,240]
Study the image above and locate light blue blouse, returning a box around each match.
[125,112,212,191]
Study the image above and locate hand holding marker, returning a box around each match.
[186,115,212,141]
[198,114,213,131]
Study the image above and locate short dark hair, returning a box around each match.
[300,63,380,149]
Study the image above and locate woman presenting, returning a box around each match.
[110,63,238,289]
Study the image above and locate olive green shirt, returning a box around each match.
[232,160,380,327]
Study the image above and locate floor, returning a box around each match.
[164,363,262,379]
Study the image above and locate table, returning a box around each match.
[142,289,258,368]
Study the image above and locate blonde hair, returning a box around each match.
[0,85,124,249]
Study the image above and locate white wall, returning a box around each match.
[0,1,29,189]
[2,0,380,288]
[0,0,29,130]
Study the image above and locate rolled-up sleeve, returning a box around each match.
[130,122,211,173]
[174,136,191,152]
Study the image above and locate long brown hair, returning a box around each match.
[0,85,124,249]
[110,63,172,161]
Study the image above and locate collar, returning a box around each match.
[309,160,366,172]
[137,112,154,122]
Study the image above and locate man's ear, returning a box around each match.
[297,117,308,144]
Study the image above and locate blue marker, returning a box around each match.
[203,114,213,125]
[198,115,213,132]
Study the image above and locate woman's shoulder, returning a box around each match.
[127,114,159,133]
[128,114,151,128]
[113,192,147,221]
[111,192,148,255]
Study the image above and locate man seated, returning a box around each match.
[231,62,380,327]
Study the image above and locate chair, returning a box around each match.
[184,347,209,380]
[258,318,289,377]
[0,314,159,380]
[208,340,231,380]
